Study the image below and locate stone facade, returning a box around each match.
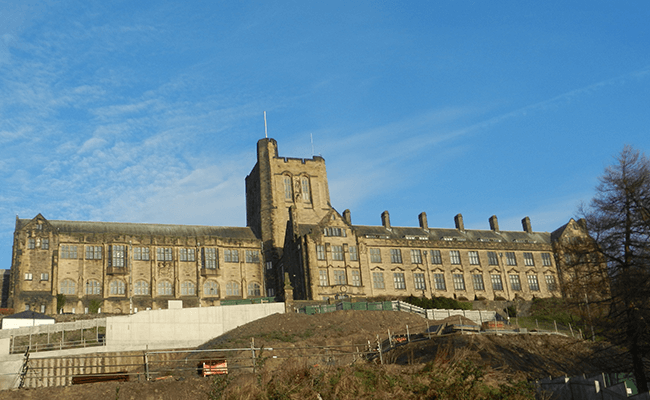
[10,137,581,314]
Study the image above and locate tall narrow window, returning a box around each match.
[319,270,329,286]
[414,273,426,290]
[468,251,480,265]
[28,238,35,249]
[433,273,446,290]
[527,274,540,291]
[370,248,382,263]
[449,250,461,265]
[524,253,535,266]
[316,245,326,260]
[431,250,442,264]
[390,249,402,263]
[284,176,292,200]
[203,248,217,269]
[487,252,499,265]
[349,246,358,261]
[393,272,406,290]
[301,176,310,201]
[545,275,557,291]
[506,252,517,266]
[410,250,422,264]
[491,274,503,291]
[372,272,385,289]
[541,253,552,266]
[351,270,361,286]
[111,245,126,267]
[453,274,465,290]
[332,245,344,261]
[472,274,485,291]
[42,239,49,249]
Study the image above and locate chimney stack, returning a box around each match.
[489,215,499,232]
[381,210,391,230]
[418,212,428,230]
[521,216,532,233]
[454,213,465,231]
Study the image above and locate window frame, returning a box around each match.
[390,249,403,263]
[372,272,385,289]
[414,272,426,290]
[433,273,446,290]
[449,250,461,265]
[472,274,485,291]
[452,273,466,291]
[431,250,442,265]
[410,249,423,264]
[393,272,406,290]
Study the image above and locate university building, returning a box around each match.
[9,138,576,314]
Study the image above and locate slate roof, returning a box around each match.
[298,223,552,244]
[17,218,259,241]
[4,310,55,320]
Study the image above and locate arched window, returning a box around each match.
[181,281,196,296]
[247,282,261,297]
[157,280,173,296]
[60,279,76,295]
[283,175,292,200]
[134,280,149,295]
[301,176,310,201]
[226,281,241,297]
[109,280,126,295]
[203,280,219,296]
[85,279,101,295]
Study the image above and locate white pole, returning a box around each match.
[264,111,268,138]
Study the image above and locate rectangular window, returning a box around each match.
[372,272,385,289]
[370,248,382,263]
[541,253,552,266]
[224,249,239,263]
[390,249,402,263]
[60,245,78,259]
[472,274,485,291]
[545,275,557,291]
[301,177,310,201]
[40,273,49,281]
[28,238,35,249]
[351,270,361,286]
[453,274,465,290]
[42,239,49,250]
[431,250,442,265]
[433,273,446,290]
[487,252,499,266]
[284,176,292,199]
[414,273,426,290]
[349,246,358,261]
[491,274,503,291]
[332,245,344,261]
[157,247,172,261]
[245,250,260,263]
[24,273,33,281]
[524,252,534,266]
[324,227,346,237]
[393,272,406,290]
[267,288,275,297]
[134,247,150,261]
[410,250,423,264]
[180,248,195,262]
[86,246,102,260]
[111,245,126,267]
[319,270,329,286]
[506,252,517,266]
[449,250,461,265]
[317,245,326,260]
[468,251,480,265]
[509,274,522,291]
[527,274,540,291]
[333,270,346,285]
[203,248,217,269]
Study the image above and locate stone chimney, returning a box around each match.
[454,213,465,231]
[489,215,499,232]
[381,210,391,230]
[418,212,428,230]
[521,216,532,233]
[343,209,351,225]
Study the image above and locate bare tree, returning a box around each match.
[575,145,650,392]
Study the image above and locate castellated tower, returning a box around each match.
[245,138,332,268]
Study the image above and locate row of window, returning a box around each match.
[24,273,49,281]
[318,269,362,286]
[27,238,49,249]
[316,245,358,261]
[368,272,557,292]
[366,249,553,267]
[57,245,260,267]
[58,278,262,297]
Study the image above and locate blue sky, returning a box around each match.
[1,1,649,269]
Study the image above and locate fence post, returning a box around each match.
[144,348,150,381]
[251,337,256,373]
[406,325,410,342]
[376,335,383,365]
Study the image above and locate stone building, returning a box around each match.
[9,137,574,314]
